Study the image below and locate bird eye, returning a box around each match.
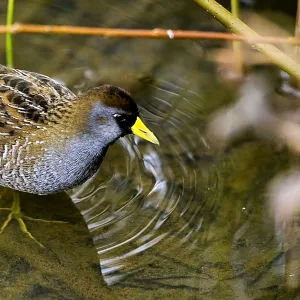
[113,113,136,127]
[114,114,126,123]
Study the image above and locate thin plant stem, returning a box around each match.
[295,0,300,48]
[292,0,300,88]
[231,0,243,76]
[194,0,300,81]
[5,0,14,68]
[1,25,300,44]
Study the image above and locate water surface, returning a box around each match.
[0,1,299,299]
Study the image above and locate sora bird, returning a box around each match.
[0,64,159,247]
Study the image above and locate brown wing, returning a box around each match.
[0,65,76,137]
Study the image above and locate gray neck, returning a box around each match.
[33,134,110,194]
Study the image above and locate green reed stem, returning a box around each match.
[231,0,243,76]
[194,0,300,81]
[5,0,14,68]
[292,0,300,88]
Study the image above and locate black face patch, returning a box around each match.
[113,113,137,129]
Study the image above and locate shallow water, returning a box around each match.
[0,0,300,299]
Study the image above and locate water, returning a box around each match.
[0,0,300,299]
[72,78,223,288]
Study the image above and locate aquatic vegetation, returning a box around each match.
[5,0,14,67]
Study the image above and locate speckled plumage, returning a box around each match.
[0,65,139,194]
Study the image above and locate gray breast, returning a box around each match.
[0,136,108,195]
[30,145,108,195]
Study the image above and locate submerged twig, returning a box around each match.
[194,0,300,81]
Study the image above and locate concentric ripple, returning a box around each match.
[71,80,223,285]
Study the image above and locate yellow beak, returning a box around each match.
[131,117,159,145]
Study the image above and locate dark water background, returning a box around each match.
[0,0,299,299]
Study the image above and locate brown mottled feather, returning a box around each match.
[0,65,75,136]
[0,66,80,193]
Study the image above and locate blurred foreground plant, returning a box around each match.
[5,0,14,67]
[195,0,300,81]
